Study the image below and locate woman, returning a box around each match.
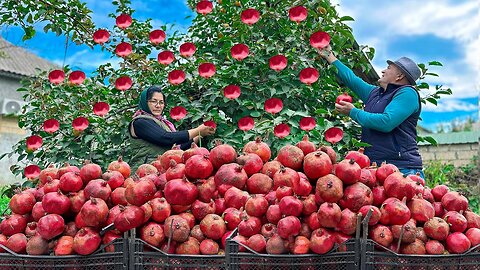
[128,85,215,168]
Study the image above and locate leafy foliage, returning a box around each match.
[1,0,451,178]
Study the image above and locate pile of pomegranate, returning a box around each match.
[1,137,479,256]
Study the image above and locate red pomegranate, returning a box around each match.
[209,141,237,169]
[149,29,166,44]
[238,116,255,131]
[243,137,271,163]
[303,151,333,180]
[179,42,196,57]
[240,8,260,25]
[198,62,216,78]
[230,43,249,60]
[164,178,198,206]
[223,85,241,99]
[289,6,307,22]
[168,70,186,85]
[299,67,319,84]
[324,127,344,144]
[269,55,287,71]
[115,13,132,29]
[196,1,213,15]
[336,92,353,104]
[157,50,175,65]
[296,135,316,156]
[309,31,330,49]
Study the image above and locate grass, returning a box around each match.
[0,196,10,216]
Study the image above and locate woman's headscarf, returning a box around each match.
[133,86,177,132]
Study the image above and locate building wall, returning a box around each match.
[0,116,26,185]
[419,142,479,167]
[0,75,23,100]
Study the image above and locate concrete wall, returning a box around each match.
[0,75,24,101]
[419,142,479,167]
[0,116,26,185]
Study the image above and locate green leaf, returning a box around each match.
[339,16,355,22]
[428,61,443,66]
[426,97,438,106]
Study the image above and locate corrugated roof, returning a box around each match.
[419,130,479,145]
[0,37,58,77]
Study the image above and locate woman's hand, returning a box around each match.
[197,124,216,137]
[335,100,355,116]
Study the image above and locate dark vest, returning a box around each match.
[126,115,172,170]
[362,85,423,169]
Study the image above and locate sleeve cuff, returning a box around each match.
[349,107,360,121]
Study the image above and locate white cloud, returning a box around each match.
[422,99,478,112]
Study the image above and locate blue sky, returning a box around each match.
[1,0,478,132]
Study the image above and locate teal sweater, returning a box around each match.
[333,60,419,133]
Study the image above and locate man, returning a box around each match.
[318,45,424,177]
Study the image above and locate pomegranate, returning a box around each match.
[369,225,393,247]
[102,170,125,190]
[149,197,171,223]
[191,225,205,242]
[246,234,266,253]
[26,234,49,255]
[317,202,341,228]
[336,92,353,104]
[266,234,287,254]
[384,172,417,201]
[334,158,361,185]
[310,228,334,254]
[136,163,159,178]
[209,141,237,169]
[465,228,480,247]
[272,166,300,191]
[316,174,343,203]
[37,214,65,240]
[200,239,220,255]
[296,135,316,156]
[246,173,273,194]
[42,190,71,215]
[107,156,131,178]
[337,208,358,235]
[84,179,112,201]
[401,238,426,255]
[303,151,333,179]
[5,233,27,254]
[261,160,282,179]
[79,197,109,227]
[69,190,87,213]
[431,184,450,201]
[407,195,435,222]
[443,211,468,233]
[339,182,373,212]
[224,186,249,209]
[185,154,214,180]
[382,198,411,225]
[39,164,59,184]
[261,223,277,238]
[277,216,301,239]
[79,160,102,184]
[0,214,27,236]
[59,171,84,192]
[441,191,469,212]
[9,190,36,215]
[238,214,262,237]
[464,210,480,229]
[276,145,304,170]
[182,142,210,163]
[266,204,282,225]
[214,163,248,190]
[200,214,226,240]
[358,205,381,225]
[359,168,376,188]
[391,219,417,243]
[245,195,269,217]
[140,222,165,247]
[165,160,185,181]
[224,208,243,231]
[243,137,271,163]
[424,217,450,241]
[236,153,263,176]
[111,187,128,205]
[375,162,398,184]
[164,215,190,242]
[73,227,102,255]
[125,177,157,206]
[54,236,74,255]
[114,205,145,233]
[425,239,445,255]
[191,200,216,221]
[318,145,337,164]
[446,232,471,254]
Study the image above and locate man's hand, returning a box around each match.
[335,101,354,116]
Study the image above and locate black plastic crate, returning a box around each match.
[0,237,128,270]
[129,238,227,270]
[361,239,480,270]
[225,228,361,270]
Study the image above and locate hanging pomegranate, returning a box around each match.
[93,102,110,117]
[170,106,187,121]
[115,42,132,57]
[168,70,186,85]
[157,51,175,65]
[43,119,59,133]
[238,117,254,131]
[26,135,42,152]
[241,9,260,25]
[204,120,217,129]
[324,127,343,144]
[179,42,196,57]
[72,117,89,131]
[269,55,287,71]
[264,98,283,114]
[24,165,41,179]
[299,117,316,131]
[274,123,290,138]
[289,6,308,22]
[231,44,249,61]
[299,67,319,85]
[309,31,330,49]
[149,30,166,44]
[115,76,132,91]
[116,14,132,29]
[69,71,86,85]
[223,85,241,99]
[93,29,109,44]
[336,92,353,104]
[196,1,213,15]
[48,70,65,84]
[198,63,216,78]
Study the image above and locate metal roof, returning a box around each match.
[0,37,58,77]
[419,130,479,145]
